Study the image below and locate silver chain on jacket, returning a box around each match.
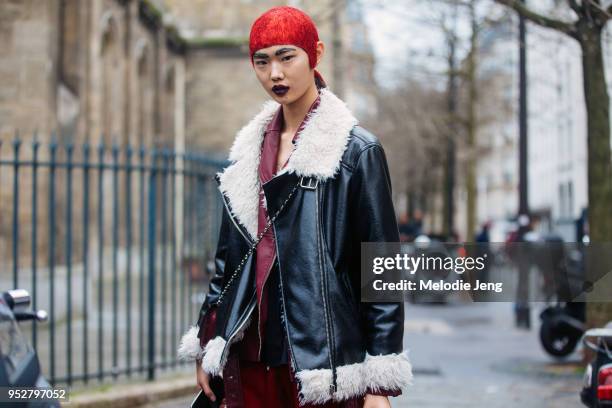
[215,181,301,306]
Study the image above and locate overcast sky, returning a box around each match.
[361,0,508,89]
[362,0,463,89]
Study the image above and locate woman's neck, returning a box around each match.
[281,83,319,135]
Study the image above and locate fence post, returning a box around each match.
[49,138,57,385]
[112,143,120,379]
[12,136,21,288]
[96,141,105,382]
[82,142,90,383]
[138,146,146,372]
[65,142,74,386]
[147,148,157,381]
[125,144,133,377]
[31,139,40,350]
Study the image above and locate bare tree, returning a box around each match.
[417,0,512,240]
[493,1,611,241]
[366,77,449,230]
[494,0,612,327]
[365,0,514,239]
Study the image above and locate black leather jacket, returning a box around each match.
[178,88,412,405]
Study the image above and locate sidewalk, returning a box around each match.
[66,372,198,408]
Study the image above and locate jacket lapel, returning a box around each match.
[217,88,358,241]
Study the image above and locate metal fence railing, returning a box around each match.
[0,135,226,386]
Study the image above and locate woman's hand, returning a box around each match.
[364,394,391,408]
[195,359,216,402]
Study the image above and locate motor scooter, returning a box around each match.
[0,289,60,407]
[537,236,586,358]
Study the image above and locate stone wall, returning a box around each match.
[184,45,267,154]
[0,0,188,272]
[0,0,59,137]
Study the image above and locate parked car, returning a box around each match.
[404,234,459,304]
[581,322,612,407]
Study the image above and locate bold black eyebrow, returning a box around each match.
[252,47,297,60]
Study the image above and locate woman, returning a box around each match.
[178,6,412,408]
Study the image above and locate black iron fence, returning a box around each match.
[0,135,226,386]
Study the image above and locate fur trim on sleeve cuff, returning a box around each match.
[177,326,205,361]
[295,350,413,406]
[201,336,228,377]
[364,350,414,393]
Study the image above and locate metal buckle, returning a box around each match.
[299,176,318,190]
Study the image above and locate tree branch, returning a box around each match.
[494,0,580,40]
[585,0,612,20]
[567,0,583,16]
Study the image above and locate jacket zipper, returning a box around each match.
[219,292,256,365]
[255,177,280,360]
[257,253,277,360]
[272,222,299,372]
[315,187,337,394]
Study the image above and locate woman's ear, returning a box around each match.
[315,40,325,66]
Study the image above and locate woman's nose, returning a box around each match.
[270,61,284,80]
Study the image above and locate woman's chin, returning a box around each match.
[271,92,291,103]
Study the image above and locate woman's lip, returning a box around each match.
[272,87,289,95]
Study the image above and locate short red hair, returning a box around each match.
[249,6,326,87]
[249,6,319,68]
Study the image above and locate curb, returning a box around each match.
[65,376,198,408]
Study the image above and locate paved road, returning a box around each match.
[151,301,584,407]
[395,301,583,407]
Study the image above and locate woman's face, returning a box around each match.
[252,44,318,104]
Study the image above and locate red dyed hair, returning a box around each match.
[249,6,326,87]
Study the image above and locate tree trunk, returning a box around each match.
[581,26,612,328]
[465,4,478,242]
[466,65,477,242]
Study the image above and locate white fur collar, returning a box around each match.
[217,87,358,240]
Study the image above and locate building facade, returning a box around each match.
[0,0,186,149]
[463,2,612,242]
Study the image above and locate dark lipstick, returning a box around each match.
[272,85,289,96]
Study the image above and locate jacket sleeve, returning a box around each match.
[350,143,413,393]
[198,207,231,325]
[177,204,230,362]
